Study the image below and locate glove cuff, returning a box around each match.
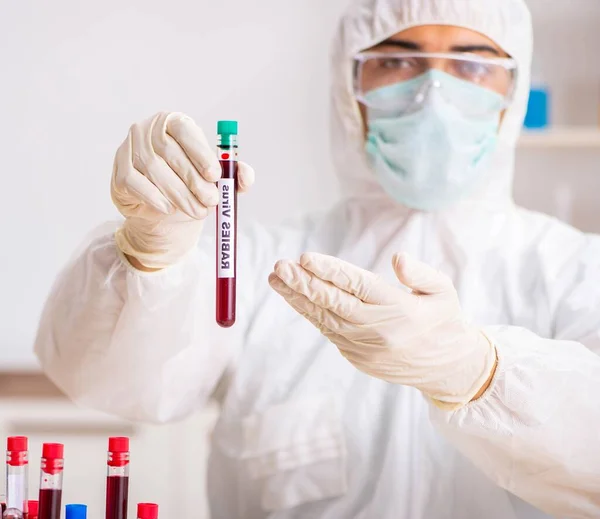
[115,217,204,269]
[429,330,498,412]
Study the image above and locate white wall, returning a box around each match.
[0,0,349,369]
[514,0,600,230]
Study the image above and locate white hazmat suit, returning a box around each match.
[35,0,600,517]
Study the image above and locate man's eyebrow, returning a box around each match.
[373,39,422,50]
[450,44,501,56]
[370,40,502,56]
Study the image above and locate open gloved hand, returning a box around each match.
[112,112,255,269]
[268,252,497,410]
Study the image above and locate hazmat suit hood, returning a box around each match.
[330,0,533,208]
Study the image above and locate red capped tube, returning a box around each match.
[136,504,158,519]
[27,501,39,519]
[37,443,64,519]
[5,436,29,519]
[105,437,130,519]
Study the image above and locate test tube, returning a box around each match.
[37,444,64,519]
[27,502,38,519]
[216,120,239,328]
[65,505,86,519]
[4,437,28,519]
[105,437,129,519]
[136,504,158,519]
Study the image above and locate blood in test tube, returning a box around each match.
[37,444,63,519]
[136,504,158,519]
[105,437,129,519]
[4,436,29,519]
[216,120,239,328]
[65,504,86,519]
[26,502,38,519]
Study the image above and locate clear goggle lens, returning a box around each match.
[354,52,518,117]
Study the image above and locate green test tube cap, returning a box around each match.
[217,120,238,135]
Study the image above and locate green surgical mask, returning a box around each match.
[365,70,503,211]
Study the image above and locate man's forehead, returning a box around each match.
[373,25,507,56]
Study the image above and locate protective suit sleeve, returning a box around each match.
[429,237,600,518]
[34,222,246,424]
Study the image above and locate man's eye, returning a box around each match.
[456,61,492,79]
[378,58,414,70]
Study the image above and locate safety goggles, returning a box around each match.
[353,51,518,117]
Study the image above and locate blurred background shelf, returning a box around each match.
[519,126,600,148]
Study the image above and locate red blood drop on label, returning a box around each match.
[222,153,230,160]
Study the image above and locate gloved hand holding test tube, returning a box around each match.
[109,113,255,325]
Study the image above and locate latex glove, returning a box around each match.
[111,112,255,269]
[268,252,497,409]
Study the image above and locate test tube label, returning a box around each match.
[6,474,25,511]
[217,178,235,278]
[219,150,238,161]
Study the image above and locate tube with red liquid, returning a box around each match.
[4,437,28,519]
[216,120,239,328]
[136,504,158,519]
[105,437,129,519]
[37,444,63,519]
